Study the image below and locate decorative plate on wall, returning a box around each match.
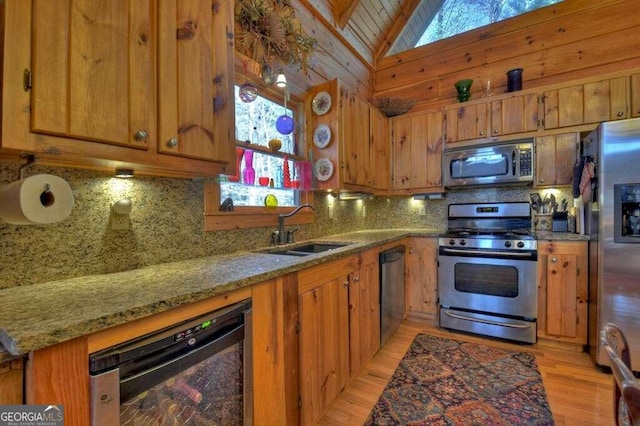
[312,91,332,116]
[314,158,334,181]
[313,124,332,149]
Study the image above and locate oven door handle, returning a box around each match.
[443,310,533,329]
[440,247,535,258]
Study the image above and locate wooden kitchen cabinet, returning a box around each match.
[631,73,640,117]
[0,357,23,404]
[535,133,580,187]
[446,92,538,143]
[445,102,489,143]
[341,87,371,188]
[0,0,235,178]
[297,250,381,425]
[369,107,391,192]
[308,79,390,194]
[405,237,439,321]
[348,250,380,379]
[298,257,352,426]
[537,241,588,345]
[392,110,444,193]
[543,77,628,129]
[490,93,539,137]
[156,0,235,163]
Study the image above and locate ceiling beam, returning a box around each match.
[297,0,375,69]
[334,0,361,29]
[374,0,424,64]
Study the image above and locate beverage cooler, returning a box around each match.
[89,300,252,425]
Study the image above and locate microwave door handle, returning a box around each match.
[512,150,516,176]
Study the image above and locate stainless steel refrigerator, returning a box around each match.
[584,117,640,371]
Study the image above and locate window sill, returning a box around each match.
[204,208,314,231]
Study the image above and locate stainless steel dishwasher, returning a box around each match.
[379,245,406,346]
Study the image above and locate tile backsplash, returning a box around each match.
[0,162,571,288]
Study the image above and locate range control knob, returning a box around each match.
[504,241,512,248]
[449,239,456,246]
[517,241,525,248]
[459,239,466,246]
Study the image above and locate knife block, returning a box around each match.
[552,212,569,232]
[534,213,553,231]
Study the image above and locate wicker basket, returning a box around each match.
[374,98,416,117]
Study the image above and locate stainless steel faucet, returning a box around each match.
[275,204,315,245]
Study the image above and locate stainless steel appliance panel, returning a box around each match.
[443,139,534,188]
[438,253,538,319]
[380,246,406,346]
[440,308,537,343]
[584,117,640,371]
[89,300,252,425]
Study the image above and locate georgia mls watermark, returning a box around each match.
[0,405,64,426]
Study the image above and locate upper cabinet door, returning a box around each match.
[369,107,390,191]
[391,111,443,193]
[157,0,235,163]
[543,77,628,129]
[490,93,539,137]
[445,103,488,143]
[341,89,370,188]
[630,73,640,118]
[31,0,152,149]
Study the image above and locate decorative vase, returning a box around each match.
[454,79,473,102]
[242,149,255,185]
[507,68,524,92]
[283,156,292,188]
[229,147,244,182]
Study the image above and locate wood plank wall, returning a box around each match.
[373,0,640,109]
[240,0,374,102]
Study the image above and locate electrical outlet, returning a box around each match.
[111,214,129,230]
[419,205,426,216]
[110,203,130,230]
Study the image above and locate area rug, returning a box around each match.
[365,334,554,425]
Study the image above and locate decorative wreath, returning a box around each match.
[235,0,316,72]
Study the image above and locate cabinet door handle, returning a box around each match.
[166,137,178,148]
[479,130,485,136]
[617,111,624,117]
[343,280,350,287]
[134,130,148,141]
[551,257,557,263]
[493,129,498,134]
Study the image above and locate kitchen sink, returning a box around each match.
[257,242,353,257]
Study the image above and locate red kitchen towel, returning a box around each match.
[579,160,594,202]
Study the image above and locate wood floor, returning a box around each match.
[320,321,615,425]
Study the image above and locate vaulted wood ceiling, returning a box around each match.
[299,0,439,67]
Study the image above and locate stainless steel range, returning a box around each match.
[438,202,538,343]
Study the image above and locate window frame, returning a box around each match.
[204,69,314,232]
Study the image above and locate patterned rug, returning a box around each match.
[365,334,554,425]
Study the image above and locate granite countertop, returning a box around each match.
[0,227,587,360]
[0,229,442,358]
[535,231,590,241]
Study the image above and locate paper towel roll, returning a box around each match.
[0,174,74,224]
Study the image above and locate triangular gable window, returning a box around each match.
[388,0,563,56]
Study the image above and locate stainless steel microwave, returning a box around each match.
[442,139,534,188]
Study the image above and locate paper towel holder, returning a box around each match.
[111,199,132,230]
[18,154,37,180]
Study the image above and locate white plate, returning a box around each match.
[312,91,332,116]
[314,158,334,181]
[313,124,332,149]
